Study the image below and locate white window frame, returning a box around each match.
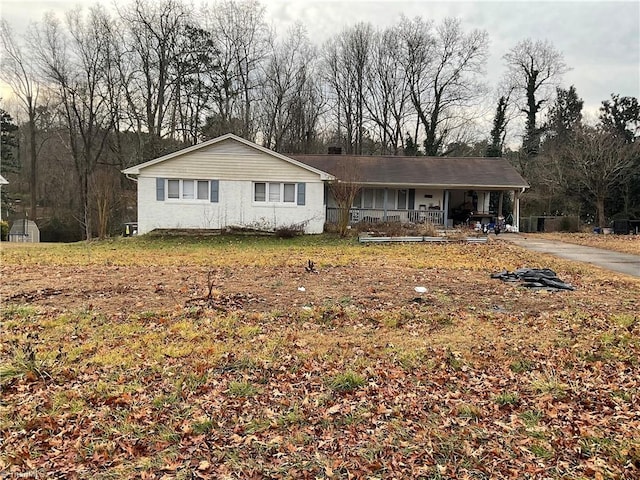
[166,179,210,202]
[254,182,298,204]
[352,188,408,210]
[283,183,296,203]
[168,179,180,199]
[397,189,408,210]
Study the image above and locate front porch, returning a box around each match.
[326,207,445,225]
[325,187,522,229]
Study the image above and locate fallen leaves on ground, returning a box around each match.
[1,236,639,479]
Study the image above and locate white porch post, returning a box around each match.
[513,190,521,231]
[383,188,388,221]
[443,190,450,228]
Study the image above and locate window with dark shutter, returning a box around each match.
[210,180,219,203]
[156,178,166,201]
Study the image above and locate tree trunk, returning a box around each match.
[596,195,606,229]
[83,171,91,241]
[28,114,37,221]
[337,206,350,237]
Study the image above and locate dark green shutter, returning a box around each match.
[408,189,415,210]
[210,180,219,203]
[297,183,306,205]
[156,178,165,201]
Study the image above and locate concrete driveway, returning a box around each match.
[500,235,640,278]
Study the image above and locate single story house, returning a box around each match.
[122,133,528,235]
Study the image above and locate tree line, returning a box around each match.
[1,0,638,240]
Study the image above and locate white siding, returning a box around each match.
[142,138,319,182]
[137,177,325,234]
[415,189,444,210]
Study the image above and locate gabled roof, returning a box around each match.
[289,154,529,189]
[122,133,333,180]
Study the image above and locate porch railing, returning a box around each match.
[326,207,444,225]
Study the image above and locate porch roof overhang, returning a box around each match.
[342,181,525,190]
[289,154,529,190]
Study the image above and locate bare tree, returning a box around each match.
[203,0,270,141]
[397,16,434,153]
[0,20,45,220]
[566,126,638,227]
[323,36,355,152]
[32,8,114,239]
[91,165,119,239]
[365,25,410,154]
[328,164,362,237]
[118,0,192,156]
[169,24,218,145]
[260,24,324,152]
[323,23,374,154]
[261,24,307,149]
[503,39,568,158]
[400,17,488,156]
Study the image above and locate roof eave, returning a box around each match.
[121,133,332,179]
[353,182,529,189]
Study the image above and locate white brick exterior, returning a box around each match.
[137,177,326,234]
[125,135,330,235]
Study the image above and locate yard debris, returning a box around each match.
[305,259,318,273]
[491,268,575,291]
[9,288,64,302]
[184,292,260,311]
[411,286,430,303]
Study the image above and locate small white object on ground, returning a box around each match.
[414,286,427,294]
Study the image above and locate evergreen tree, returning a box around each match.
[486,96,509,157]
[599,94,640,218]
[534,86,584,218]
[0,108,19,175]
[404,132,421,156]
[599,94,639,143]
[546,85,583,141]
[1,108,19,220]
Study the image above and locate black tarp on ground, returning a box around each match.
[491,268,575,291]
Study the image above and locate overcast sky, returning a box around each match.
[1,0,639,120]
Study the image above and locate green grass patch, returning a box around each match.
[227,381,258,397]
[456,404,483,420]
[494,392,520,407]
[327,370,366,393]
[530,372,569,399]
[520,410,544,428]
[509,358,534,373]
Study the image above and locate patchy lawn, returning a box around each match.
[536,232,640,256]
[1,235,639,479]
